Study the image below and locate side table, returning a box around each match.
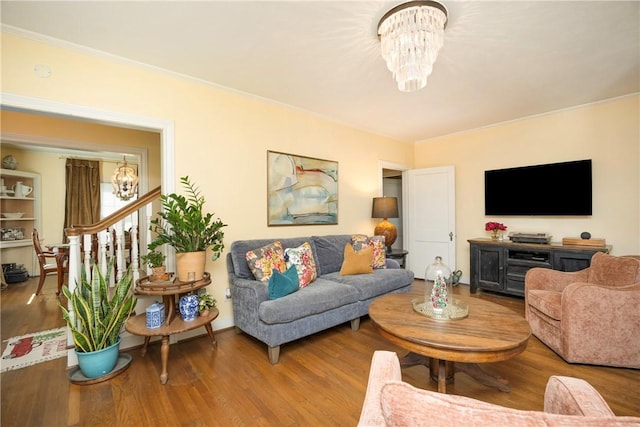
[386,249,408,269]
[125,273,218,384]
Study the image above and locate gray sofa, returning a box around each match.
[227,235,415,363]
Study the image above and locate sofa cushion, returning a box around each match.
[258,277,360,324]
[285,242,317,288]
[340,243,374,275]
[245,241,287,282]
[312,235,353,275]
[326,268,414,301]
[528,290,563,320]
[588,252,640,286]
[268,265,299,300]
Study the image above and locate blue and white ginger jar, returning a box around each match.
[179,293,199,321]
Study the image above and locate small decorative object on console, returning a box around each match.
[509,232,552,244]
[485,221,507,240]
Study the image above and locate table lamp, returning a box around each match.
[372,197,399,252]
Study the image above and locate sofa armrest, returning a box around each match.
[228,272,269,333]
[357,351,402,427]
[385,258,400,269]
[544,376,615,417]
[560,282,640,367]
[525,267,589,293]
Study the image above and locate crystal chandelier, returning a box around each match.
[111,157,139,201]
[377,1,448,92]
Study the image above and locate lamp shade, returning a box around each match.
[372,197,399,219]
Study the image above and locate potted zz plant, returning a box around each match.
[140,248,168,282]
[59,263,137,379]
[149,176,227,282]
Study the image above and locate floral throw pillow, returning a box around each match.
[351,234,386,269]
[245,241,287,282]
[369,235,387,269]
[350,234,369,252]
[284,242,318,288]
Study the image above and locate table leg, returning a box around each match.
[140,337,151,357]
[429,358,455,386]
[456,363,511,392]
[204,322,217,349]
[160,335,170,384]
[437,359,447,393]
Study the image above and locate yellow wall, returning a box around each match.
[415,95,640,278]
[1,32,413,327]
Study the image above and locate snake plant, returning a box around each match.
[59,263,137,353]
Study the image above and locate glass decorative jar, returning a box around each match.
[425,256,452,319]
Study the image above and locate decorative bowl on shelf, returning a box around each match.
[2,212,24,219]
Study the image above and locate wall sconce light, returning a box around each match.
[111,157,138,201]
[372,197,399,252]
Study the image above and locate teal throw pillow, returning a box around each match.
[268,265,300,300]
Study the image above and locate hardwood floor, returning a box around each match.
[2,276,639,426]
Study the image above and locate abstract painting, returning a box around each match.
[267,151,338,226]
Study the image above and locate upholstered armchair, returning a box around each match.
[358,351,639,426]
[525,252,640,369]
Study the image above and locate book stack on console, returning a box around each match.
[562,237,606,247]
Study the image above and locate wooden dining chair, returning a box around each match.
[32,229,68,295]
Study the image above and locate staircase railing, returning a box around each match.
[65,186,161,289]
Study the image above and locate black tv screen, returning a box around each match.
[484,159,592,216]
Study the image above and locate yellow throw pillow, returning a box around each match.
[340,243,374,276]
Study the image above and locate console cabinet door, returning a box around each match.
[474,245,504,292]
[553,251,595,272]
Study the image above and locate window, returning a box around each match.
[100,183,137,231]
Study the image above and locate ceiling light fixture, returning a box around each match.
[111,156,139,201]
[377,1,448,92]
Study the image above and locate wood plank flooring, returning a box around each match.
[2,276,639,426]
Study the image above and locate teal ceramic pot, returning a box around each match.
[75,339,120,378]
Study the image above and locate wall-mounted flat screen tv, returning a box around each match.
[484,159,592,216]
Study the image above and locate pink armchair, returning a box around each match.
[358,351,640,427]
[525,252,640,368]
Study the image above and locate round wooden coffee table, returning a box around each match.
[369,292,531,393]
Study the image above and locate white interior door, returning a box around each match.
[404,166,456,278]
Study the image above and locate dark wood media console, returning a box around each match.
[468,238,611,297]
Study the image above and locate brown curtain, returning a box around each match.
[64,159,101,241]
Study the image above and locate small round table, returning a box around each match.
[369,292,531,393]
[125,273,218,384]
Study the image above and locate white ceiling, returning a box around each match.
[2,1,639,143]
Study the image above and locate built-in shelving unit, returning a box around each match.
[1,168,41,275]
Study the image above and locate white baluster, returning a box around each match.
[66,234,81,368]
[114,221,125,282]
[98,230,109,281]
[82,234,92,278]
[131,218,140,282]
